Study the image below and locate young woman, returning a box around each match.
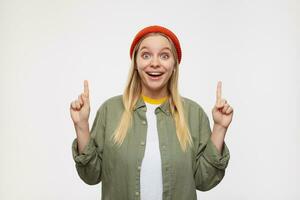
[70,25,233,200]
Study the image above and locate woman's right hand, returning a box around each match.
[70,80,90,126]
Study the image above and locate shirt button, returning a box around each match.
[142,120,146,125]
[138,166,141,171]
[162,145,166,149]
[140,141,145,146]
[135,191,139,196]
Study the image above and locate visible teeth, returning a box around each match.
[148,72,162,75]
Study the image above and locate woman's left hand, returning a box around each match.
[212,81,234,129]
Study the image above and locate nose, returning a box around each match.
[150,56,160,67]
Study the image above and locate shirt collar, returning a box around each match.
[133,95,171,116]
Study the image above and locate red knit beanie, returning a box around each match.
[129,25,182,64]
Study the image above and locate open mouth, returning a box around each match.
[146,72,164,78]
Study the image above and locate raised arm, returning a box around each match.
[70,80,105,185]
[211,81,234,153]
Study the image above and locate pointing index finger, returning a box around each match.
[84,80,89,96]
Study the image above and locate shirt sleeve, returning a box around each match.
[71,102,106,185]
[194,106,230,191]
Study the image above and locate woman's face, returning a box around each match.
[136,34,175,98]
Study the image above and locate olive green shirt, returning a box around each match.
[72,94,230,200]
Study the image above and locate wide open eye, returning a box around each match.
[141,52,151,59]
[161,53,170,60]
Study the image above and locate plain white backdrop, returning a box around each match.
[1,0,299,199]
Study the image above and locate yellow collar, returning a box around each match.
[141,94,168,105]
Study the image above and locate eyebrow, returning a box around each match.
[139,46,171,52]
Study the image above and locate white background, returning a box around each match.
[1,0,299,199]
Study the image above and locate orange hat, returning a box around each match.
[129,25,182,64]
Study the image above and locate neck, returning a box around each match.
[141,87,169,99]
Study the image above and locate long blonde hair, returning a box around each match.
[111,33,193,152]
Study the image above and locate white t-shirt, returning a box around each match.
[140,102,163,200]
